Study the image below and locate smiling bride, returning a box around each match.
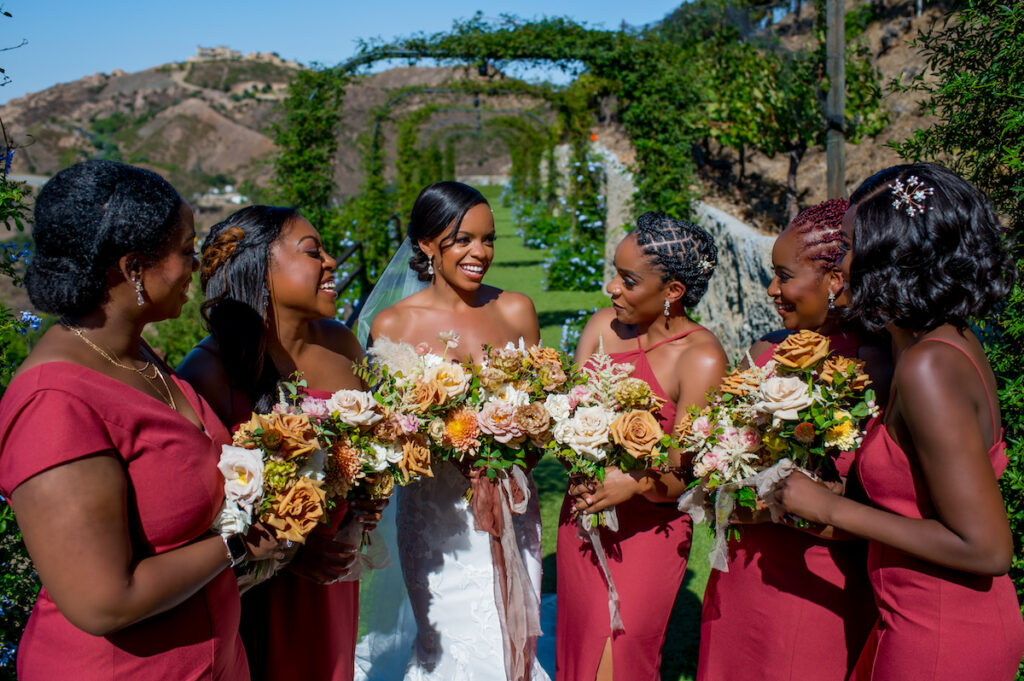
[354,181,549,681]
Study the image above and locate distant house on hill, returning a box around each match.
[189,46,242,62]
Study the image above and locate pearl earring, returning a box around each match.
[132,276,144,306]
[828,291,835,310]
[663,299,671,317]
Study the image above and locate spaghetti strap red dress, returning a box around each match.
[853,338,1024,680]
[697,333,877,681]
[555,329,701,681]
[0,362,248,681]
[231,387,359,681]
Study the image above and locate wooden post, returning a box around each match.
[826,0,846,198]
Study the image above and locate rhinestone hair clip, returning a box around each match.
[889,175,934,217]
[698,257,714,274]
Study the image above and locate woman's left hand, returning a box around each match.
[769,471,840,525]
[573,468,647,514]
[349,497,389,533]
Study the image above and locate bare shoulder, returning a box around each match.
[369,305,404,342]
[495,289,538,336]
[679,328,728,372]
[312,318,364,362]
[575,307,616,360]
[176,337,233,418]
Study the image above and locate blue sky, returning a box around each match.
[0,1,683,104]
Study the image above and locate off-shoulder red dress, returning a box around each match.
[853,338,1024,680]
[0,362,248,681]
[555,329,700,681]
[696,333,877,681]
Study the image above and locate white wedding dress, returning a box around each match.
[353,239,549,680]
[354,461,549,680]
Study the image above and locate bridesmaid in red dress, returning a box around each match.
[557,211,728,681]
[775,163,1024,680]
[697,199,885,681]
[179,206,374,681]
[0,160,283,680]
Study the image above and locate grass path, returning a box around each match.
[480,186,711,681]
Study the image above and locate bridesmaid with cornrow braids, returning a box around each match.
[697,199,887,681]
[557,211,727,681]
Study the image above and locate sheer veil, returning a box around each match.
[353,237,425,679]
[354,238,428,347]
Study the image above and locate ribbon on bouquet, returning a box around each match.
[677,457,806,572]
[471,467,542,681]
[576,508,626,635]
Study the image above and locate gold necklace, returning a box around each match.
[65,325,176,410]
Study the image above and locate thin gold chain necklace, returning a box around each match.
[65,325,176,410]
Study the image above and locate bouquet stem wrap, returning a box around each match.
[677,458,804,572]
[575,508,625,635]
[471,467,542,681]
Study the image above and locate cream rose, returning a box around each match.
[426,362,470,399]
[327,389,384,427]
[754,375,814,422]
[218,444,264,513]
[543,394,572,422]
[211,498,252,535]
[367,441,402,472]
[553,405,613,461]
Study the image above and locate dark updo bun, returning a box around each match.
[407,181,488,281]
[26,159,183,318]
[633,211,719,308]
[846,162,1015,333]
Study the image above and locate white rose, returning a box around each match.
[328,389,383,427]
[367,442,400,472]
[295,448,326,481]
[490,384,530,407]
[217,444,264,513]
[553,405,613,461]
[211,498,252,535]
[426,362,470,399]
[543,394,572,422]
[753,375,814,422]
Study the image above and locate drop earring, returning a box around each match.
[828,291,835,310]
[428,257,434,277]
[132,275,144,306]
[663,299,671,317]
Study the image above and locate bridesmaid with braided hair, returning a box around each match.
[696,199,886,681]
[556,211,727,681]
[179,206,373,681]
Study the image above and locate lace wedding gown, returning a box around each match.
[354,461,549,681]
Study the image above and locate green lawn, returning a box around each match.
[480,186,710,681]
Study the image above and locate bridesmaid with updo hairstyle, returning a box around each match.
[179,205,373,681]
[697,199,884,681]
[775,163,1024,680]
[0,160,282,680]
[558,211,727,681]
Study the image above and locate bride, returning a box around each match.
[354,181,549,681]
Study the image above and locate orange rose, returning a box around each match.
[232,413,318,459]
[537,360,568,391]
[373,413,406,442]
[403,377,447,414]
[773,330,831,370]
[819,355,872,391]
[262,477,327,543]
[528,345,562,367]
[399,435,433,480]
[720,368,759,397]
[609,409,665,460]
[516,402,553,445]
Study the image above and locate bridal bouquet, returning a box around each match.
[677,330,878,570]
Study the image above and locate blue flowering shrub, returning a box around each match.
[560,307,600,356]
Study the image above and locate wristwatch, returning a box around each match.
[222,533,248,568]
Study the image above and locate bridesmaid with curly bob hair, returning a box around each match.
[775,163,1024,680]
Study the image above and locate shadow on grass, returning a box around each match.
[493,259,545,268]
[537,310,585,331]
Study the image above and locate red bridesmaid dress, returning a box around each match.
[0,362,248,681]
[697,333,878,681]
[232,387,359,681]
[853,338,1024,680]
[555,329,702,681]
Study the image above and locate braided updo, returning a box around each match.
[786,198,850,273]
[27,160,183,318]
[200,205,299,412]
[407,181,488,281]
[632,211,719,308]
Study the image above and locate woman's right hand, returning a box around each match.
[285,529,360,584]
[242,521,289,563]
